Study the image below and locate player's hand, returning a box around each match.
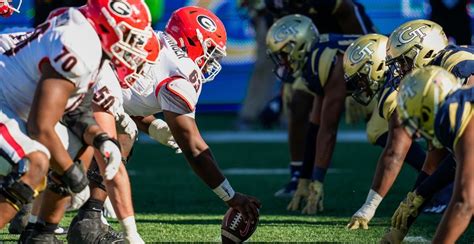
[0,34,16,53]
[391,191,424,230]
[68,186,90,211]
[98,140,122,180]
[287,178,310,211]
[149,119,181,153]
[346,216,369,230]
[380,227,407,244]
[116,112,138,140]
[124,232,145,244]
[301,180,324,214]
[226,192,261,224]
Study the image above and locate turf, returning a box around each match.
[2,114,474,242]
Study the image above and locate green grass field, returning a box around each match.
[1,114,474,242]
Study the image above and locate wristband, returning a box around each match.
[212,179,235,202]
[92,133,120,150]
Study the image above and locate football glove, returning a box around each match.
[380,227,407,244]
[93,134,122,181]
[148,119,181,153]
[391,191,425,230]
[301,180,324,214]
[115,112,138,140]
[287,178,311,211]
[125,233,145,244]
[346,216,369,230]
[0,34,16,53]
[67,186,90,211]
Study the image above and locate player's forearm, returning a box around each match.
[184,148,226,189]
[314,124,337,169]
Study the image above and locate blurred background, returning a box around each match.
[0,0,473,124]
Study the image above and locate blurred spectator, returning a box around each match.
[237,1,278,129]
[430,0,472,45]
[34,0,86,26]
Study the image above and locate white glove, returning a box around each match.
[99,140,122,180]
[67,185,90,211]
[103,197,117,219]
[148,119,181,153]
[120,216,144,244]
[0,34,16,53]
[116,112,138,140]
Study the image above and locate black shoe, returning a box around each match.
[274,180,298,198]
[68,210,123,244]
[28,231,63,244]
[8,202,32,234]
[18,224,35,244]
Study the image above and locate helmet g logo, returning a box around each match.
[273,23,299,43]
[349,42,374,64]
[197,15,217,32]
[108,0,131,17]
[398,25,428,44]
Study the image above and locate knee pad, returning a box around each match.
[48,160,89,196]
[0,174,36,211]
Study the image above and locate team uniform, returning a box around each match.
[0,8,102,171]
[265,0,376,34]
[92,30,203,124]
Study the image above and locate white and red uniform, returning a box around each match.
[0,8,102,165]
[122,31,203,118]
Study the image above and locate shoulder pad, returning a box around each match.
[166,77,200,112]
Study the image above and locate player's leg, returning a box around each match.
[0,107,49,229]
[275,84,314,197]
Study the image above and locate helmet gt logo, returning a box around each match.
[349,42,374,64]
[273,23,298,43]
[398,25,428,44]
[108,0,131,17]
[197,15,217,32]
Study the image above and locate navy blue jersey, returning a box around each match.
[301,34,360,95]
[430,45,474,83]
[435,87,474,150]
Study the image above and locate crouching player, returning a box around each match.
[395,66,474,243]
[266,14,363,214]
[343,34,429,230]
[67,6,261,242]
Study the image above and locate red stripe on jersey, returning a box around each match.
[165,82,195,111]
[0,123,26,158]
[154,76,183,97]
[37,57,50,73]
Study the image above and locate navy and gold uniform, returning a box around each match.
[296,34,360,96]
[378,45,474,121]
[435,87,474,151]
[265,0,376,34]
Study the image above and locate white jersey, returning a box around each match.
[122,31,203,118]
[0,8,102,120]
[92,61,124,116]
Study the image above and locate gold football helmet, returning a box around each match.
[266,14,319,80]
[397,66,460,142]
[343,34,388,105]
[386,19,448,77]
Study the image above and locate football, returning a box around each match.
[221,208,259,243]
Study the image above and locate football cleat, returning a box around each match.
[275,179,298,198]
[8,202,32,234]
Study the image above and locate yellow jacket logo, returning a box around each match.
[273,23,299,43]
[349,42,374,64]
[398,25,428,44]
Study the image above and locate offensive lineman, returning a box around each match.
[0,0,154,242]
[66,6,262,243]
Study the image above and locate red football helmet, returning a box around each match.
[165,6,227,83]
[115,30,160,93]
[0,0,21,17]
[79,0,153,88]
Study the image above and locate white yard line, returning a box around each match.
[138,130,367,144]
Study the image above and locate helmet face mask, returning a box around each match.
[345,67,381,106]
[195,37,226,83]
[1,0,22,13]
[266,14,319,81]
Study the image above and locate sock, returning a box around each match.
[290,161,302,181]
[300,123,319,179]
[313,166,328,183]
[80,198,104,212]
